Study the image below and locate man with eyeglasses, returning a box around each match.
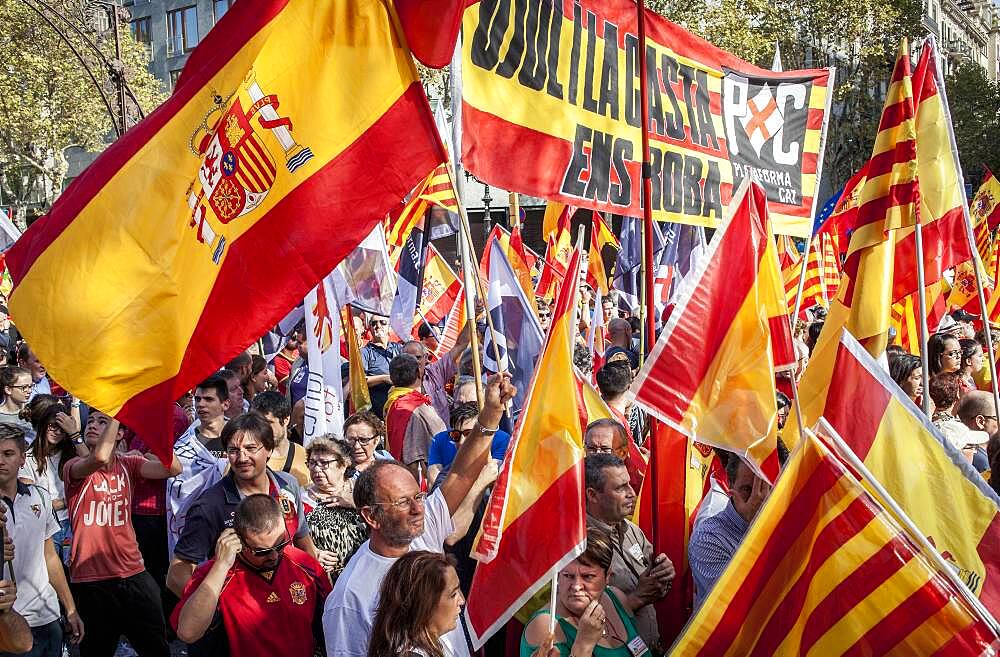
[955,391,997,473]
[173,494,331,657]
[360,316,402,420]
[323,374,516,657]
[167,413,317,600]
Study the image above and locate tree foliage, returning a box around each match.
[0,0,165,219]
[649,0,924,195]
[945,61,1000,185]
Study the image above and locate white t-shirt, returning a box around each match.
[322,488,471,657]
[6,482,60,626]
[18,453,68,523]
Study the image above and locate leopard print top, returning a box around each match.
[305,505,368,579]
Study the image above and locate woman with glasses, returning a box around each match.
[343,411,392,480]
[0,365,36,441]
[302,437,367,580]
[928,333,963,377]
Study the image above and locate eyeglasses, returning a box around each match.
[371,491,428,511]
[225,443,265,458]
[449,428,473,441]
[944,350,962,358]
[584,444,615,454]
[7,384,31,392]
[345,434,377,445]
[307,458,339,470]
[244,536,291,557]
[370,320,389,327]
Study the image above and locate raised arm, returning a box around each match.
[67,415,120,481]
[440,374,515,515]
[175,530,241,643]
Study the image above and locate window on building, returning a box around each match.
[167,5,198,55]
[131,16,151,46]
[169,69,183,90]
[214,0,235,22]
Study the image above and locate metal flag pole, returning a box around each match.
[452,168,486,408]
[928,35,1000,418]
[913,224,932,416]
[635,0,660,546]
[816,421,1000,634]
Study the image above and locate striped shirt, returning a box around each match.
[688,501,749,609]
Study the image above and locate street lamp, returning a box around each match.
[482,183,493,241]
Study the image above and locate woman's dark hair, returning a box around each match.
[448,402,479,434]
[251,354,267,377]
[927,333,960,376]
[0,366,29,404]
[576,527,614,573]
[25,394,73,477]
[928,372,961,411]
[367,551,456,657]
[888,354,921,389]
[960,338,981,372]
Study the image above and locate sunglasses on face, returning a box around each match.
[243,535,291,558]
[449,428,473,441]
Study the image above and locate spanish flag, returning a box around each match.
[465,245,585,647]
[814,329,1000,611]
[672,430,999,655]
[5,0,443,461]
[416,244,460,329]
[629,181,793,483]
[972,167,1000,230]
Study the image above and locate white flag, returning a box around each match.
[302,274,345,444]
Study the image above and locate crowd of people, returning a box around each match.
[0,293,996,657]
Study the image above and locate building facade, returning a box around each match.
[924,0,1000,79]
[124,0,235,91]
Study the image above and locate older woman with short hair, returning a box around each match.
[303,436,367,581]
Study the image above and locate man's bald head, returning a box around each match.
[607,318,631,346]
[955,390,999,434]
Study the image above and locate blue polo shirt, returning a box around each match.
[173,468,307,564]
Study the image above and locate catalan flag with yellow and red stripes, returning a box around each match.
[386,161,457,247]
[809,329,1000,612]
[798,235,827,313]
[630,181,793,483]
[586,211,618,295]
[821,232,841,300]
[672,429,999,655]
[4,0,443,463]
[972,167,1000,230]
[465,245,586,648]
[890,281,948,354]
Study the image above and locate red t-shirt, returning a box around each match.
[64,453,147,583]
[273,351,297,394]
[172,546,331,657]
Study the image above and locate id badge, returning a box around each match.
[628,543,644,562]
[627,635,649,657]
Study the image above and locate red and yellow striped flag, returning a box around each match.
[466,245,585,647]
[778,235,802,312]
[4,0,443,461]
[890,281,948,354]
[799,235,826,313]
[821,232,841,301]
[976,219,993,267]
[972,167,1000,230]
[891,39,973,302]
[387,161,456,247]
[630,182,793,483]
[586,211,618,295]
[435,286,466,357]
[672,429,999,655]
[811,329,1000,612]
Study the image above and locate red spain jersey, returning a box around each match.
[172,546,331,657]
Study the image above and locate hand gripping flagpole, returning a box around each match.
[636,0,660,548]
[927,35,1000,419]
[813,420,1000,635]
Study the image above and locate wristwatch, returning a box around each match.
[71,433,85,446]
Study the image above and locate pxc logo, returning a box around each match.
[722,75,808,167]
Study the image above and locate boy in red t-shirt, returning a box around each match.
[172,494,330,657]
[64,410,182,657]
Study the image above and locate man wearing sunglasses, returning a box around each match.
[360,317,402,420]
[173,494,330,657]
